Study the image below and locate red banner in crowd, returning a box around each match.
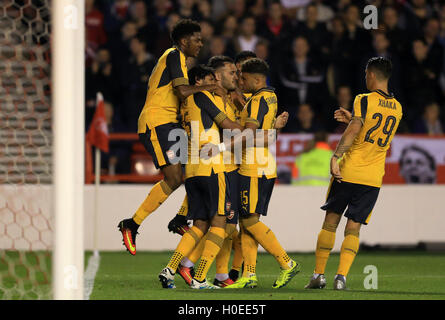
[86,92,109,153]
[275,134,445,184]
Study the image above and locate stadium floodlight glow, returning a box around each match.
[51,0,85,300]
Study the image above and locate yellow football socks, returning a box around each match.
[230,229,243,272]
[194,227,225,282]
[314,222,337,274]
[215,224,236,275]
[245,221,291,269]
[240,228,259,276]
[177,195,188,217]
[337,230,360,277]
[133,180,172,225]
[167,226,204,271]
[187,234,207,264]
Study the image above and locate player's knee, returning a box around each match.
[225,223,237,238]
[163,174,182,191]
[240,215,259,230]
[322,221,338,233]
[344,228,360,238]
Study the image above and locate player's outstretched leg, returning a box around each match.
[119,164,182,255]
[240,215,300,289]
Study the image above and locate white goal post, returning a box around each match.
[51,0,85,300]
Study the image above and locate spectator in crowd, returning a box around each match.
[154,12,181,57]
[234,15,260,52]
[422,17,443,75]
[358,31,402,100]
[295,3,330,59]
[413,102,444,135]
[296,0,334,23]
[85,47,119,126]
[278,36,327,113]
[85,0,107,66]
[129,0,159,54]
[342,4,372,92]
[257,1,293,63]
[382,5,408,57]
[327,15,355,92]
[151,0,173,31]
[196,19,215,63]
[282,103,324,133]
[120,35,156,132]
[401,0,433,37]
[292,131,332,186]
[198,0,213,20]
[229,0,247,20]
[107,20,138,68]
[403,39,440,122]
[330,85,353,133]
[177,0,201,20]
[101,101,132,175]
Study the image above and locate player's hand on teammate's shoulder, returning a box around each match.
[330,156,343,183]
[274,111,289,129]
[334,107,352,124]
[209,84,228,98]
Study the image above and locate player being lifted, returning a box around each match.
[204,58,299,289]
[305,57,403,290]
[118,19,224,255]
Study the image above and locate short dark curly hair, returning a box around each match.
[241,58,269,77]
[170,19,201,45]
[188,64,215,85]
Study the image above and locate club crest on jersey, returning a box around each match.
[226,202,232,212]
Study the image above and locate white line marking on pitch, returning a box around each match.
[84,250,101,300]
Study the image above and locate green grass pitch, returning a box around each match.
[90,250,445,300]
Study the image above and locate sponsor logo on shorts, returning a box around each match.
[228,210,235,220]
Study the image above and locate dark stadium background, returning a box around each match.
[83,0,445,180]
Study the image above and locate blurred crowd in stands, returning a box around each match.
[84,0,445,173]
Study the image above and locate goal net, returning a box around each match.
[0,0,52,299]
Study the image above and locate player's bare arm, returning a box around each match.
[174,83,226,102]
[331,118,363,182]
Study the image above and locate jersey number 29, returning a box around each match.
[364,113,397,147]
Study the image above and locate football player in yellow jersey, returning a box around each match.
[118,19,225,255]
[203,58,299,289]
[305,57,403,290]
[159,65,232,289]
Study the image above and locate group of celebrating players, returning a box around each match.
[118,18,403,291]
